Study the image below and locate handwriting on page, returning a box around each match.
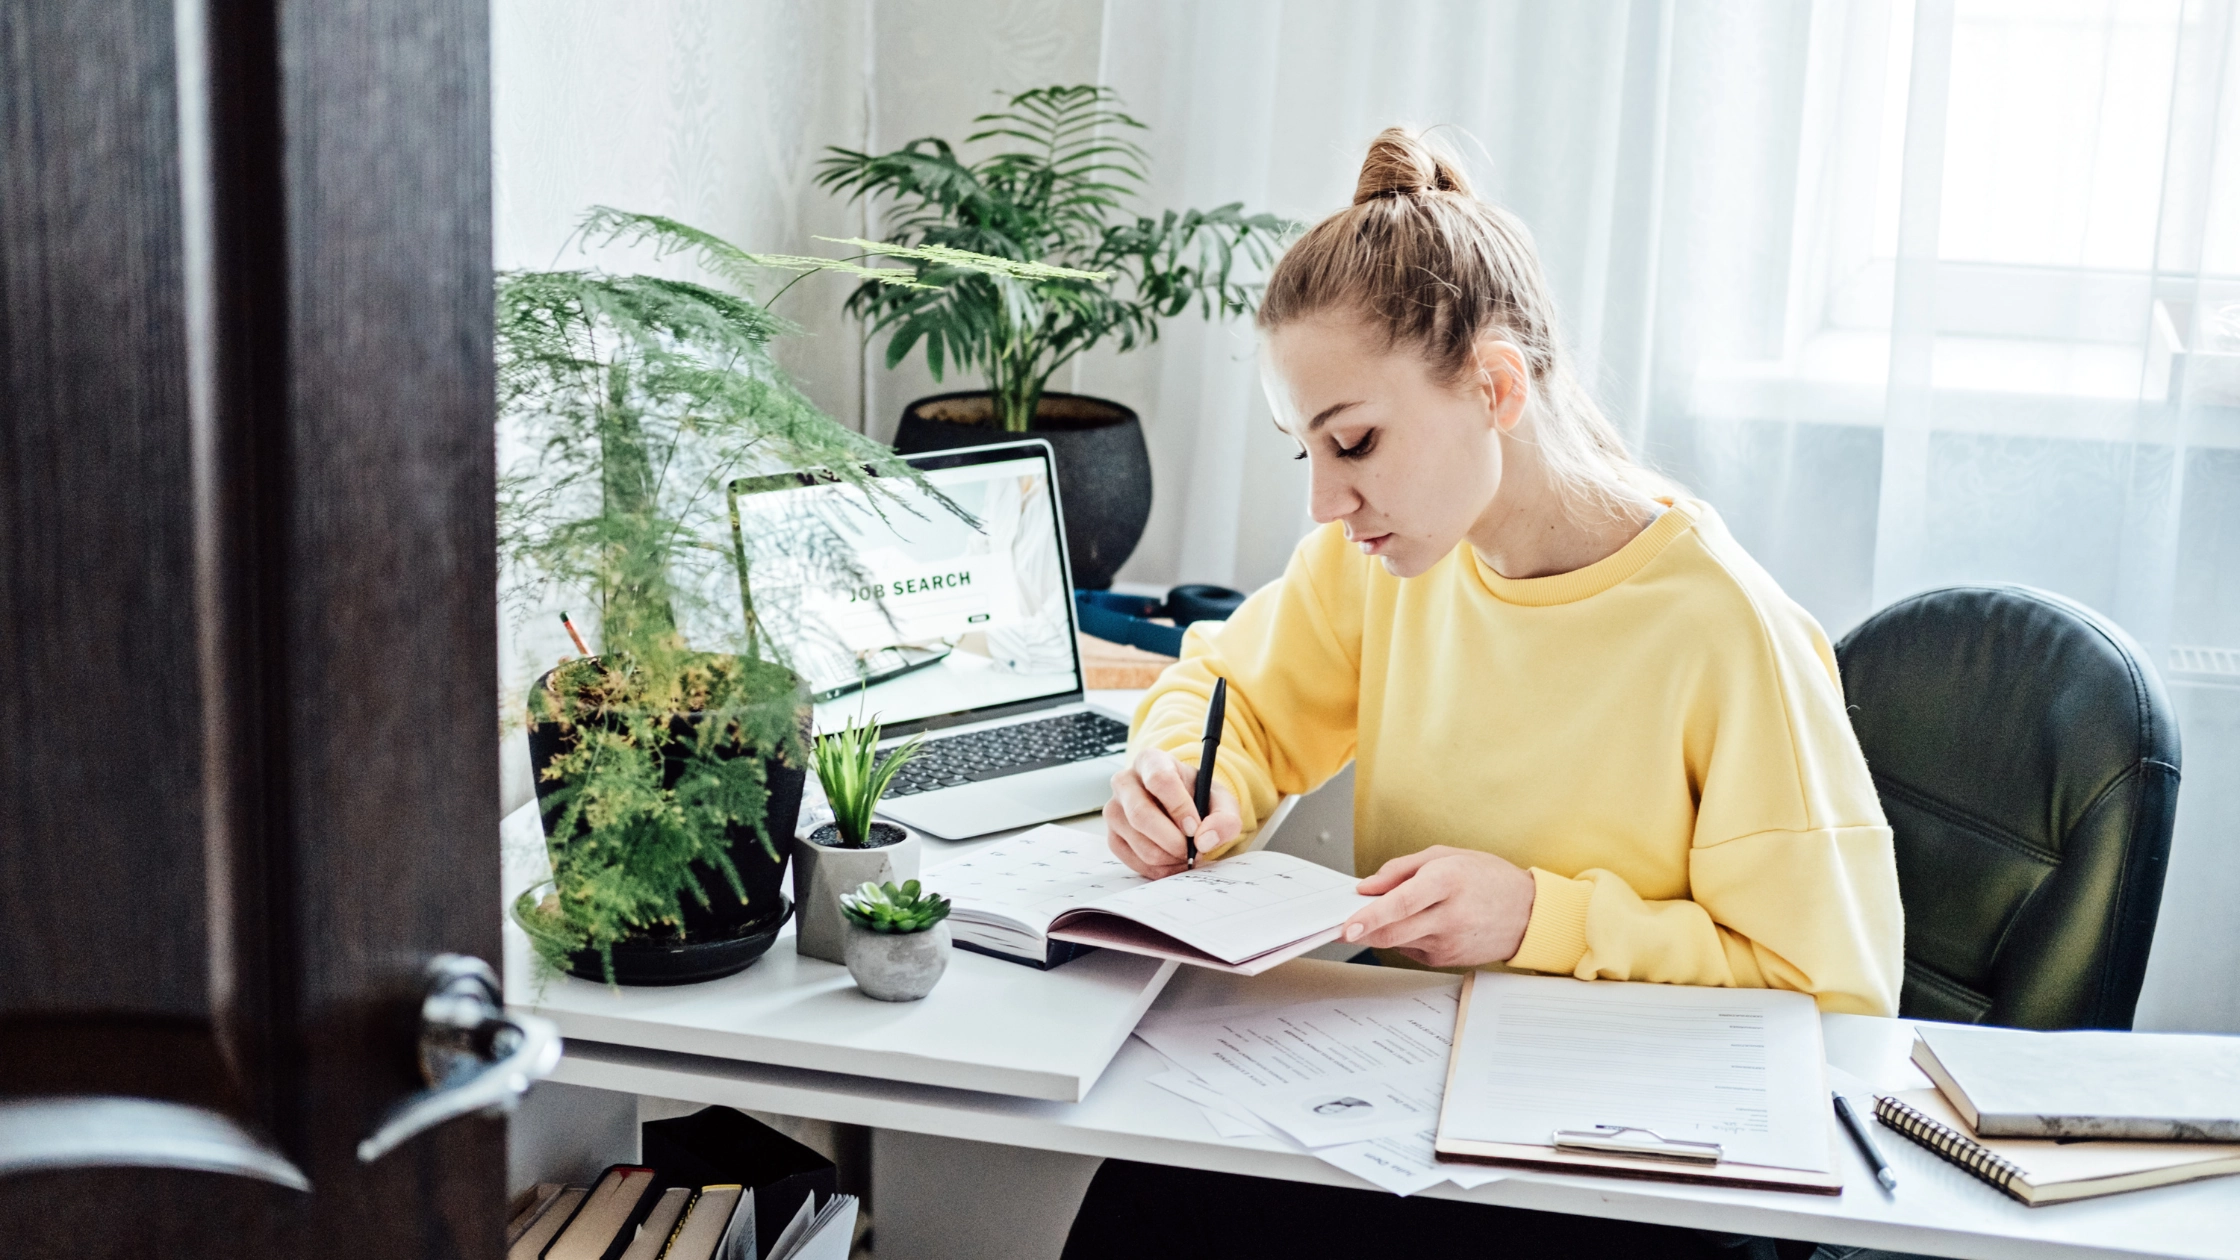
[935,827,1145,930]
[1097,853,1372,959]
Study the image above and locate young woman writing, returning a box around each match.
[1067,129,1900,1259]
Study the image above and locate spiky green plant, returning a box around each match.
[502,208,1080,980]
[812,715,924,847]
[818,84,1292,433]
[840,879,952,934]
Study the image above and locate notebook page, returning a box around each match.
[1441,973,1830,1173]
[1068,851,1372,965]
[934,824,1145,939]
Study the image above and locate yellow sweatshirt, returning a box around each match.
[1133,499,1903,1015]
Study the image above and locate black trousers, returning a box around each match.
[1061,1160,1817,1260]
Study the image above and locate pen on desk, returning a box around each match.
[1834,1092,1896,1192]
[1188,677,1227,870]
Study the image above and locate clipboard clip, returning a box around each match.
[1551,1125,1725,1164]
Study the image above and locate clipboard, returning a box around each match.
[1431,972,1846,1195]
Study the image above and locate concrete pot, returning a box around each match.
[844,920,951,1002]
[791,822,917,964]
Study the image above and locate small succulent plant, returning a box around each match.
[839,879,952,934]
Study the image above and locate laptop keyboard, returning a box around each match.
[883,710,1132,798]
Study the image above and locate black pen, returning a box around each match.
[1834,1093,1896,1192]
[1188,678,1227,870]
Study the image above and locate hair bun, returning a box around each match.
[1352,127,1473,204]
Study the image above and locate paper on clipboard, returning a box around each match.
[1434,972,1840,1193]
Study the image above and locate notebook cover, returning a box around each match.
[642,1106,837,1259]
[1047,912,1342,975]
[1913,1026,2240,1140]
[951,936,1094,970]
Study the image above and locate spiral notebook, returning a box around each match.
[1875,1089,2240,1206]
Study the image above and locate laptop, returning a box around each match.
[727,440,1131,840]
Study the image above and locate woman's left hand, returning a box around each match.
[1339,845,1538,968]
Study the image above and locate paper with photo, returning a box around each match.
[1135,983,1461,1147]
[1152,1066,1505,1196]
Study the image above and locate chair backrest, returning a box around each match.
[1833,586,2181,1030]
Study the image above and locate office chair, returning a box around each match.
[1833,585,2181,1030]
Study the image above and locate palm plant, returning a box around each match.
[503,208,1084,979]
[818,85,1292,433]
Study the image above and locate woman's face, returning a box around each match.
[1263,314,1518,578]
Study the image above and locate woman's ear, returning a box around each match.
[1471,338,1531,434]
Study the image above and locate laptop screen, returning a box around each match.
[728,444,1082,735]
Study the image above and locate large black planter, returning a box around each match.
[526,660,809,984]
[892,391,1152,591]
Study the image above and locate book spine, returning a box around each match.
[1874,1095,2028,1204]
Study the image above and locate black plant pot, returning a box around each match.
[516,890,793,987]
[526,659,809,984]
[892,391,1152,591]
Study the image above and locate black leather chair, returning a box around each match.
[1833,585,2181,1030]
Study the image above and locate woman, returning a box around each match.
[1066,129,1900,1260]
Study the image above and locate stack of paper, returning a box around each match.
[1132,980,1505,1196]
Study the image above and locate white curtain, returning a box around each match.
[1082,0,2240,1032]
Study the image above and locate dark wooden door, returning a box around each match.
[0,0,504,1255]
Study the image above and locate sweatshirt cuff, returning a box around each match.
[1507,868,1592,974]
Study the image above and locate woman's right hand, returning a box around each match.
[1105,746,1244,878]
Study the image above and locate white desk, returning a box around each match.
[545,960,2240,1260]
[503,689,2240,1260]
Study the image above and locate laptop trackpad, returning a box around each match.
[884,759,1117,840]
[998,759,1117,813]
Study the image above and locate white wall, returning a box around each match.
[491,0,879,806]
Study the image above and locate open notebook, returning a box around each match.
[936,824,1374,975]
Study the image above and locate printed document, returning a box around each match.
[1438,973,1830,1172]
[1135,983,1462,1146]
[1138,981,1508,1196]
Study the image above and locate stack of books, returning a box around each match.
[505,1108,859,1259]
[1872,1024,2240,1205]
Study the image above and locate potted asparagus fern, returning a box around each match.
[502,208,1083,985]
[793,715,925,964]
[841,880,954,1001]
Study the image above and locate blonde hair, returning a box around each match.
[1259,127,1673,520]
